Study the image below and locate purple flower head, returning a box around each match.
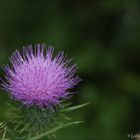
[1,44,81,110]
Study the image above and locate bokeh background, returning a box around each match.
[0,1,140,140]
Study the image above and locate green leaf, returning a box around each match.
[0,122,6,139]
[61,102,90,112]
[1,126,7,140]
[6,126,24,140]
[28,121,83,140]
[0,122,6,130]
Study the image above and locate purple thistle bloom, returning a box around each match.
[1,44,81,110]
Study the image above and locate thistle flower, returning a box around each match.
[1,44,81,110]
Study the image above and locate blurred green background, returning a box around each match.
[0,1,140,140]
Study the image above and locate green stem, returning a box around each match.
[61,102,90,112]
[28,121,83,140]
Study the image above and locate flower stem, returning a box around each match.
[28,121,83,140]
